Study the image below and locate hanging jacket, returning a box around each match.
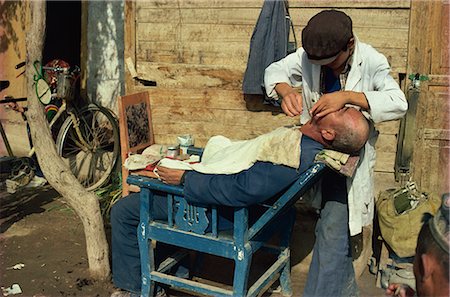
[242,0,290,96]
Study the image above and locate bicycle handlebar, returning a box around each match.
[42,66,68,72]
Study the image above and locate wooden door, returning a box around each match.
[408,1,449,194]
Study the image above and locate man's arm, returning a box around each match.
[264,49,305,116]
[183,162,301,207]
[157,162,301,207]
[310,47,407,122]
[157,136,323,207]
[310,91,369,118]
[362,55,408,123]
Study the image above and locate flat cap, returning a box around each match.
[302,10,353,65]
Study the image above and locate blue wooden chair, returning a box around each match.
[127,157,327,297]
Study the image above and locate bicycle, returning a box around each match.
[1,60,120,191]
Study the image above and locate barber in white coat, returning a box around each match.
[264,10,407,296]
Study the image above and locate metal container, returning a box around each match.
[166,145,180,158]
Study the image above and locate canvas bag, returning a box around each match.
[376,184,441,258]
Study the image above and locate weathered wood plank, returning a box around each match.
[137,0,410,9]
[373,172,399,196]
[136,62,405,92]
[290,8,410,28]
[137,0,264,9]
[151,106,296,126]
[375,120,401,135]
[136,41,249,66]
[137,62,244,89]
[375,152,396,173]
[136,22,408,49]
[152,121,298,147]
[136,23,252,43]
[375,134,398,153]
[136,41,407,74]
[137,8,409,29]
[290,0,411,9]
[145,88,247,109]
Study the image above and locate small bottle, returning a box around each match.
[166,145,180,158]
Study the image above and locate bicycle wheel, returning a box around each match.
[56,104,120,191]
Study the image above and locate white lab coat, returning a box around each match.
[264,37,408,236]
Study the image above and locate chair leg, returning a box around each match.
[233,248,252,297]
[279,249,293,297]
[138,221,154,297]
[138,188,155,297]
[279,209,295,296]
[148,242,156,297]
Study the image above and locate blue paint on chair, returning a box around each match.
[128,159,327,297]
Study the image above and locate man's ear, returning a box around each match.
[348,37,355,50]
[320,129,336,142]
[419,253,435,282]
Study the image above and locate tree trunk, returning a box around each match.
[25,1,110,280]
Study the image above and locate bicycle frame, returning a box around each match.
[2,60,120,191]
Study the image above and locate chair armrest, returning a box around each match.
[127,175,184,196]
[248,162,328,240]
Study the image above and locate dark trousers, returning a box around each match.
[112,192,196,293]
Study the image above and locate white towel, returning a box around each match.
[158,127,302,174]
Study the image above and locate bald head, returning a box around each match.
[302,107,369,154]
[329,108,370,153]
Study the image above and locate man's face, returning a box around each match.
[314,107,360,127]
[324,47,351,71]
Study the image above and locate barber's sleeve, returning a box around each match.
[264,49,304,100]
[183,162,300,207]
[363,53,408,123]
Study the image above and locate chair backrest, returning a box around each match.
[118,91,154,195]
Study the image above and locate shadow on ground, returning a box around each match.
[0,184,59,233]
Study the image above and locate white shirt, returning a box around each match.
[264,36,408,236]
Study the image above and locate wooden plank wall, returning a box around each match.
[125,0,411,180]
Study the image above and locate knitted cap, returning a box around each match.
[429,193,450,253]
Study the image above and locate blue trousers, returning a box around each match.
[111,193,161,294]
[303,171,359,297]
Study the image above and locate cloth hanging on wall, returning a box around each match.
[242,0,294,98]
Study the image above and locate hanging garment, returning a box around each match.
[242,0,292,96]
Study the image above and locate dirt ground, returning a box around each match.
[0,185,115,297]
[0,181,385,297]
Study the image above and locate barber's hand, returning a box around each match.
[385,283,415,297]
[281,91,303,117]
[156,166,185,185]
[310,92,347,118]
[275,83,303,117]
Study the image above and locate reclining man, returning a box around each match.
[111,107,370,297]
